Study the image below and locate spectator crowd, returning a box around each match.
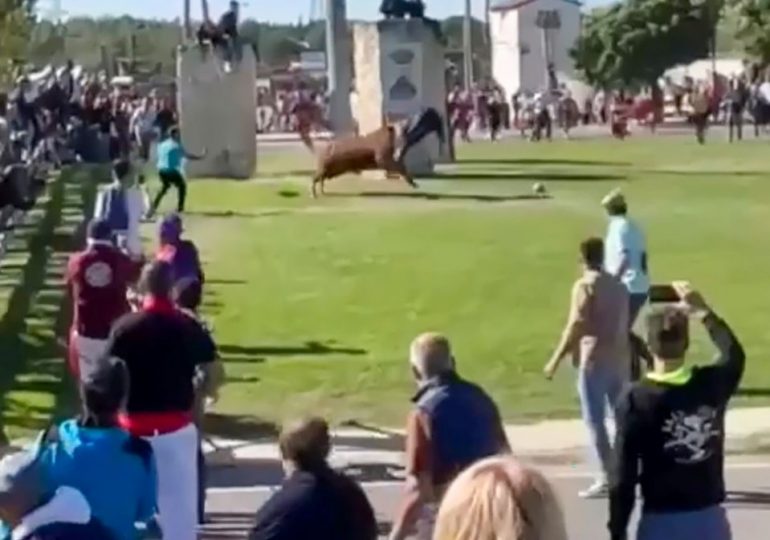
[0,48,754,540]
[0,171,747,540]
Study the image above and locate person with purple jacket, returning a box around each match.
[155,214,204,311]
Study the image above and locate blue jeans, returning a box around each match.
[638,506,730,540]
[578,364,624,479]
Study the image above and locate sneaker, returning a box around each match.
[578,479,609,499]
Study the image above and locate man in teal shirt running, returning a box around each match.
[148,127,204,218]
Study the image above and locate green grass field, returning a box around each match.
[1,135,769,441]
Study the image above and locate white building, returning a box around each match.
[490,0,582,99]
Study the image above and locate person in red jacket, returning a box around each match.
[66,219,143,381]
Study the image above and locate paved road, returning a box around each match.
[203,459,770,539]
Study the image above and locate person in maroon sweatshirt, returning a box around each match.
[66,219,143,381]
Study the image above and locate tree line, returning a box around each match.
[573,0,769,90]
[0,0,768,92]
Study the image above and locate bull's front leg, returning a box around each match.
[381,155,417,189]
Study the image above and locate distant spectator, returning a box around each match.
[603,190,649,326]
[609,283,745,540]
[156,214,204,310]
[37,358,158,540]
[433,455,568,540]
[389,333,509,540]
[129,97,156,162]
[107,261,217,540]
[153,99,175,140]
[544,237,630,499]
[93,159,149,258]
[725,78,749,143]
[66,219,143,381]
[249,417,377,540]
[0,450,113,540]
[602,189,652,379]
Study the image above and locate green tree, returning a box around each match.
[730,0,770,65]
[572,0,717,89]
[0,0,36,86]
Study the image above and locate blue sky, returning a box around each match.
[39,0,614,23]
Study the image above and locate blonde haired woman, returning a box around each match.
[433,456,568,540]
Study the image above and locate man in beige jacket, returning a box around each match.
[544,237,630,499]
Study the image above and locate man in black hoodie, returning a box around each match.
[609,282,745,540]
[249,418,377,540]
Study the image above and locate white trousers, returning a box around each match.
[144,423,199,540]
[74,335,109,382]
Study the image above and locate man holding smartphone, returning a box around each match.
[609,282,745,540]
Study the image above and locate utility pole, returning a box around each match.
[183,0,192,41]
[325,0,353,134]
[463,0,473,90]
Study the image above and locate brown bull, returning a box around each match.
[311,125,417,198]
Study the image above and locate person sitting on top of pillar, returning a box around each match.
[218,0,241,70]
[380,0,425,19]
[197,1,241,71]
[380,0,444,42]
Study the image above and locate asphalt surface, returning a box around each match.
[203,460,770,539]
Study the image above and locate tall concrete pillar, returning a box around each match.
[325,0,353,135]
[353,19,450,176]
[177,44,257,179]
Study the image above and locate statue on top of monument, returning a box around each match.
[380,0,426,19]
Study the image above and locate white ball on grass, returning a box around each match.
[533,182,547,197]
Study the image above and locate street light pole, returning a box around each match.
[325,0,353,134]
[463,0,473,90]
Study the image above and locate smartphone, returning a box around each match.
[649,284,680,304]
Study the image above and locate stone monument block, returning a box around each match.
[353,19,449,176]
[177,45,257,179]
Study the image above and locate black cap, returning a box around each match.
[87,219,113,242]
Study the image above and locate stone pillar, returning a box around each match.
[177,44,257,179]
[326,0,353,134]
[352,19,449,176]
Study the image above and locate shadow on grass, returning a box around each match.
[333,191,547,203]
[460,158,630,167]
[204,413,279,441]
[428,172,625,182]
[736,388,770,398]
[0,166,100,443]
[219,341,367,363]
[187,210,289,219]
[208,279,247,286]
